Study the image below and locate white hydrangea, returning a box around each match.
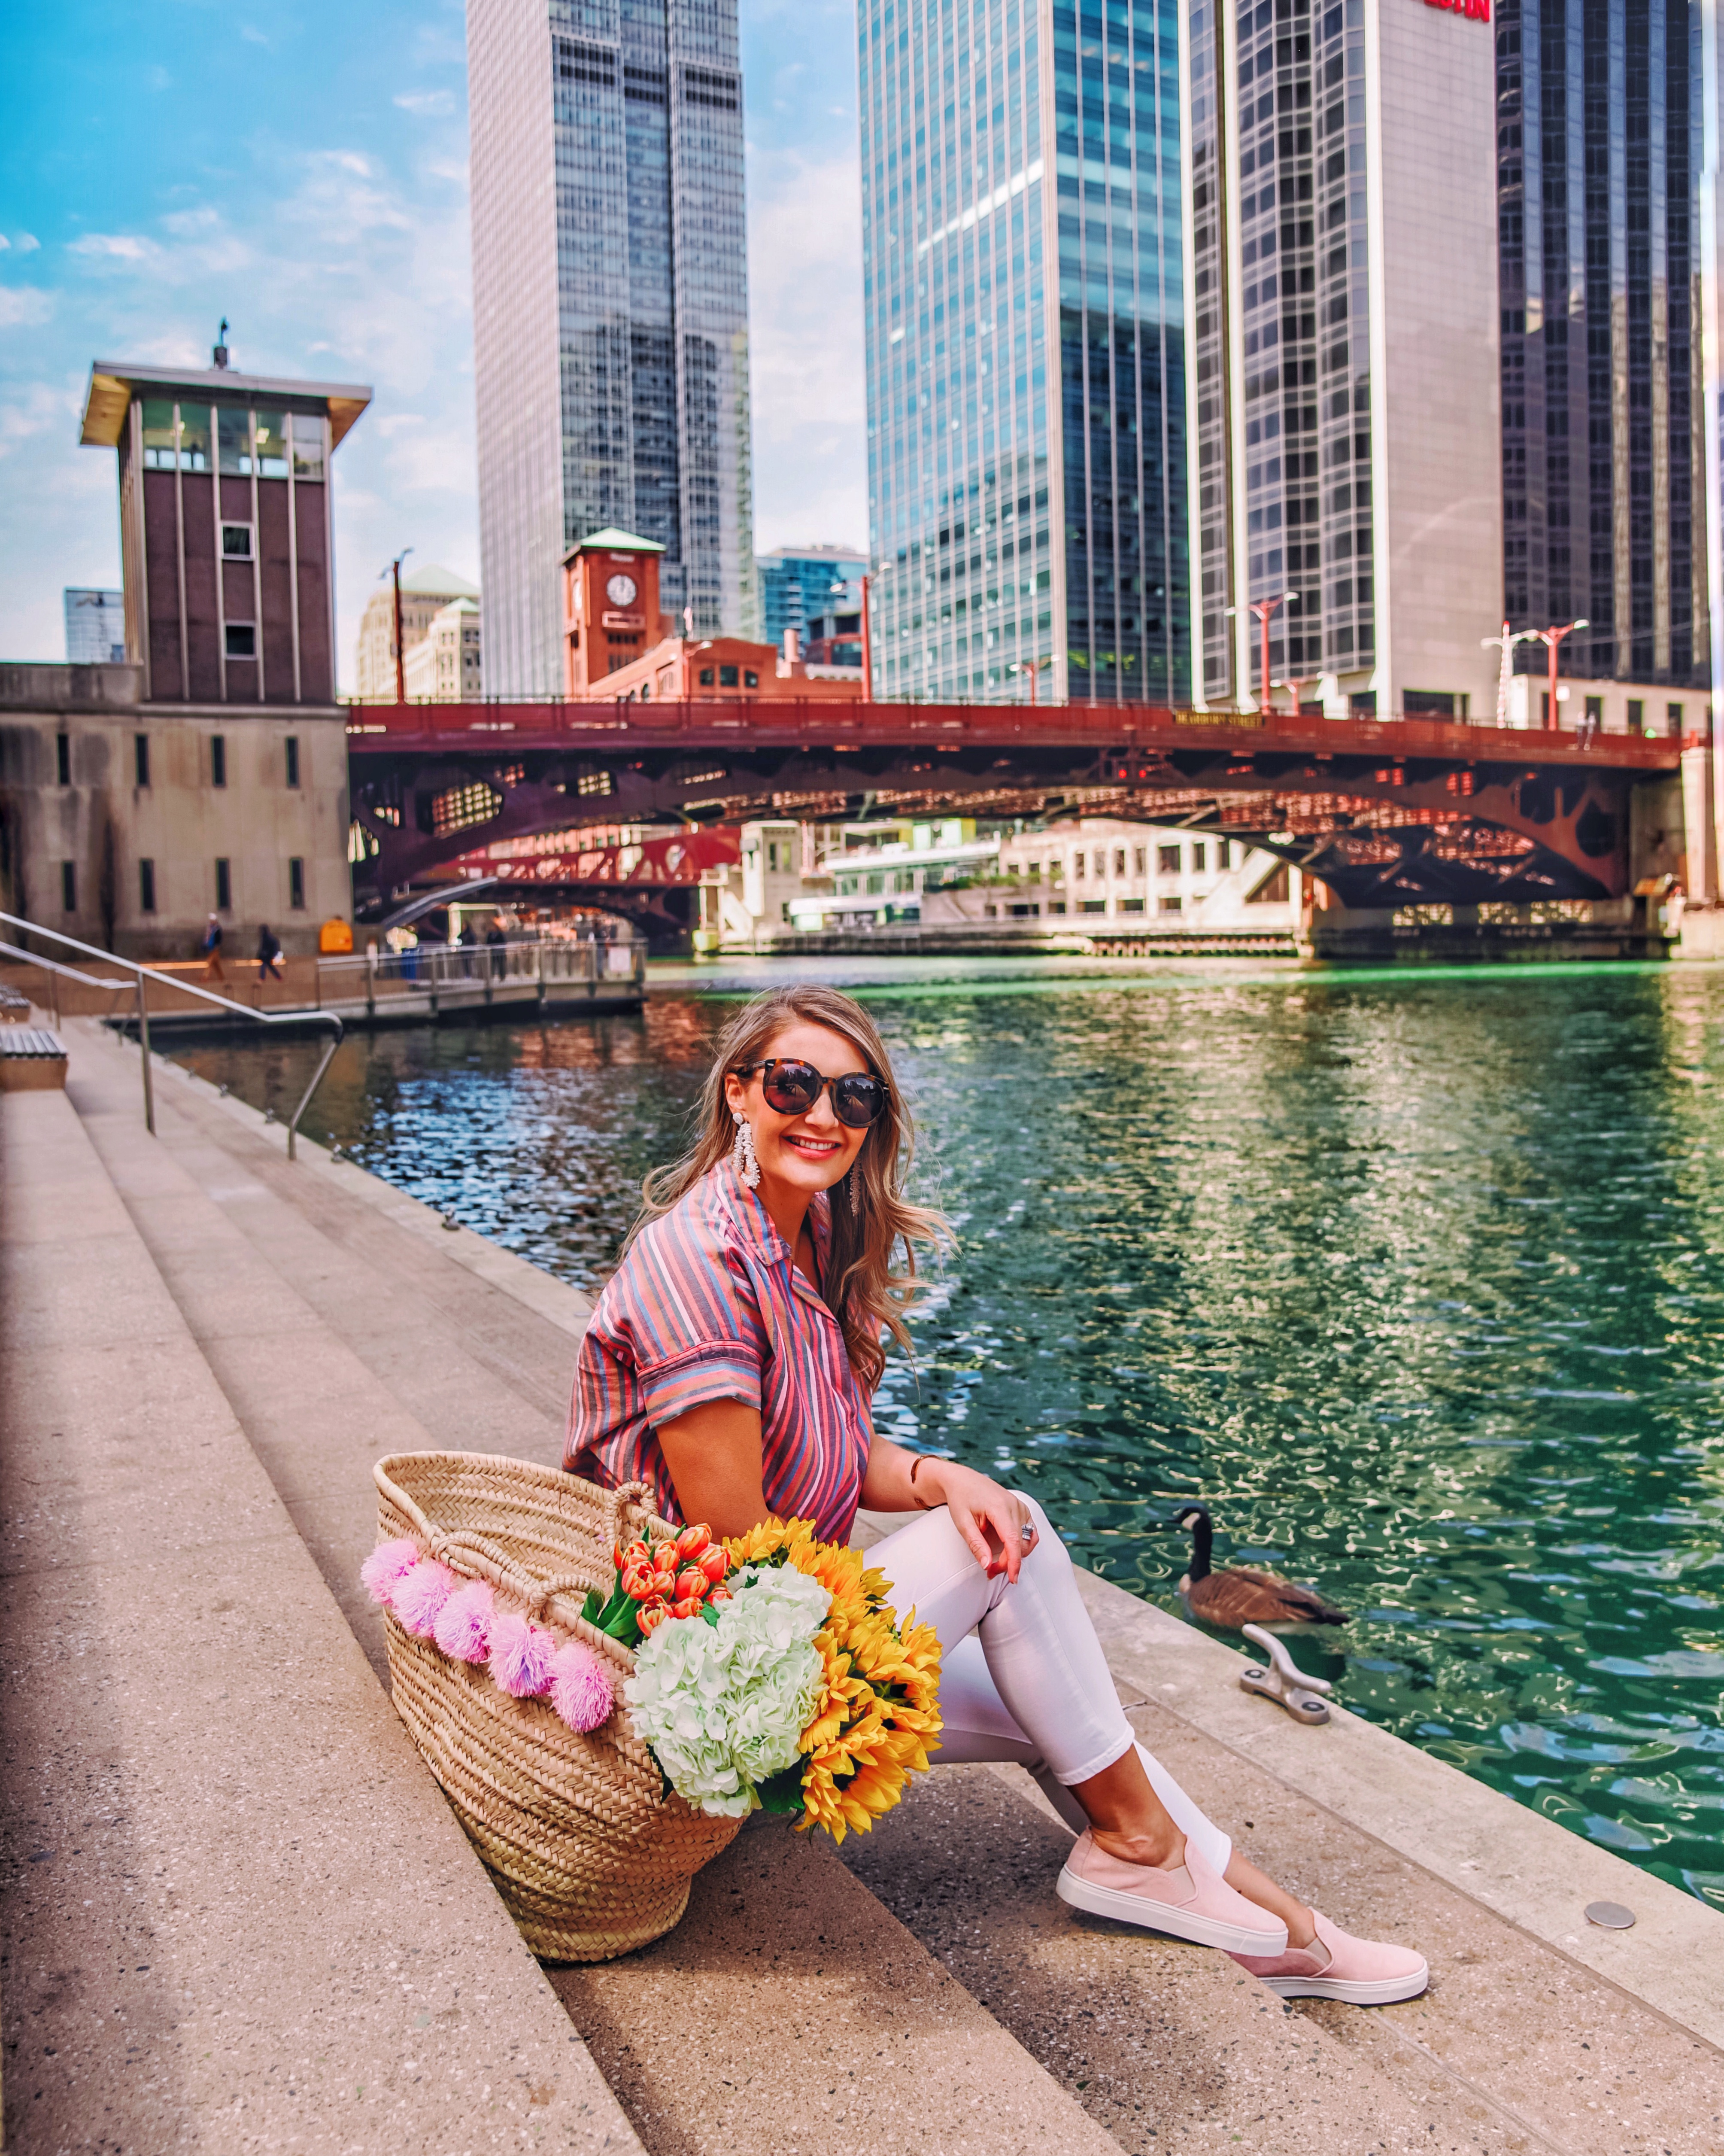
[624,1564,831,1817]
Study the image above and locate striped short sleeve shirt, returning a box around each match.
[565,1159,875,1544]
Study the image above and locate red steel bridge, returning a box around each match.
[346,699,1690,926]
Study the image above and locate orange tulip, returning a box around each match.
[675,1522,712,1561]
[670,1595,704,1621]
[674,1566,707,1603]
[622,1567,656,1600]
[707,1584,733,1603]
[636,1603,668,1637]
[698,1544,729,1585]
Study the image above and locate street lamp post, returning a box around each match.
[1534,617,1588,730]
[1009,656,1050,704]
[382,547,414,705]
[1247,591,1295,713]
[1480,620,1540,728]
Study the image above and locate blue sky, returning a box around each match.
[0,0,865,684]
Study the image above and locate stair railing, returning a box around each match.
[0,913,343,1159]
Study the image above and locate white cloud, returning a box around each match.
[0,287,55,328]
[68,233,157,263]
[15,235,40,253]
[146,64,172,91]
[395,89,456,117]
[746,146,867,556]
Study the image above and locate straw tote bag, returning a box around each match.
[373,1450,744,1962]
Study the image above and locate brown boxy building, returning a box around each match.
[79,355,370,707]
[0,344,370,965]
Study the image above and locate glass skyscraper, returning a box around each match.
[860,0,1190,705]
[469,0,755,696]
[1497,0,1706,690]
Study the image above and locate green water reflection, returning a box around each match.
[176,964,1724,1904]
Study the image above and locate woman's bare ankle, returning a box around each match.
[1088,1824,1186,1871]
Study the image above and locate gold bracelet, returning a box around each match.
[908,1454,938,1510]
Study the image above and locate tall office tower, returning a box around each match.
[1496,0,1706,692]
[757,545,868,651]
[468,0,755,697]
[1184,0,1500,719]
[861,0,1189,705]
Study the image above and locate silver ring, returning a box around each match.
[1020,1523,1035,1542]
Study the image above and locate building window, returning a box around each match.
[285,736,300,788]
[1159,894,1184,914]
[134,733,151,788]
[1158,844,1181,873]
[1073,852,1085,879]
[139,858,156,913]
[1119,896,1145,913]
[744,670,759,689]
[288,857,306,910]
[1191,842,1206,873]
[1218,839,1232,869]
[211,736,228,788]
[217,407,252,476]
[225,623,256,660]
[221,523,254,560]
[1585,695,1603,728]
[719,664,740,687]
[56,732,70,786]
[1627,699,1645,731]
[1113,848,1126,876]
[1079,898,1105,913]
[60,861,76,913]
[215,858,232,911]
[1133,846,1146,875]
[699,667,715,685]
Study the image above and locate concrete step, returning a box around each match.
[60,1020,1724,2155]
[0,1061,643,2153]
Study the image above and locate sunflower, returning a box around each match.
[724,1517,944,1844]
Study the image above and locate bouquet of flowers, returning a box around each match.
[622,1517,942,1842]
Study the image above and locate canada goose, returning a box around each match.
[1175,1504,1348,1630]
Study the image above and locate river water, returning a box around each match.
[176,957,1724,1906]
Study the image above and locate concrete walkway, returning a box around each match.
[4,1013,1722,2155]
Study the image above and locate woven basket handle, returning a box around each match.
[429,1528,607,1615]
[608,1478,660,1554]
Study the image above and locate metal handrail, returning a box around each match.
[0,913,342,1159]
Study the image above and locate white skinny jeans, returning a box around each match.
[868,1497,1232,1873]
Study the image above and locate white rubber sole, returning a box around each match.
[1257,1961,1430,2006]
[1056,1864,1290,1956]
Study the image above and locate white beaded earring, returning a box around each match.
[731,1111,761,1190]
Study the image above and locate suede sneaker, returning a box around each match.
[1229,1909,1429,2004]
[1056,1831,1290,1955]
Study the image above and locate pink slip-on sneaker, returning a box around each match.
[1056,1831,1290,1955]
[1229,1909,1429,2004]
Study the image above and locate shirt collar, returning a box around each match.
[713,1157,832,1286]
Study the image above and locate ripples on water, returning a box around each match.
[178,963,1724,1904]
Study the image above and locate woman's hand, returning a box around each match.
[862,1440,1041,1583]
[926,1462,1040,1582]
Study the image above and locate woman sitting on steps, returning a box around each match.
[567,984,1427,2006]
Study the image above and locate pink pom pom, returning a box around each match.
[392,1560,458,1639]
[549,1639,614,1733]
[361,1538,422,1606]
[433,1579,495,1663]
[489,1611,556,1699]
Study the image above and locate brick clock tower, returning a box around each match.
[562,529,671,696]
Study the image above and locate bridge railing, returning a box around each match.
[343,696,1695,765]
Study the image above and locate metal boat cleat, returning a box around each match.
[1239,1624,1335,1724]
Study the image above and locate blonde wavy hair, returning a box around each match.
[637,985,948,1388]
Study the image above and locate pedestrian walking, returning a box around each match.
[257,923,283,982]
[486,921,507,979]
[200,912,225,983]
[459,921,479,977]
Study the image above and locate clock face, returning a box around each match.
[605,572,638,607]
